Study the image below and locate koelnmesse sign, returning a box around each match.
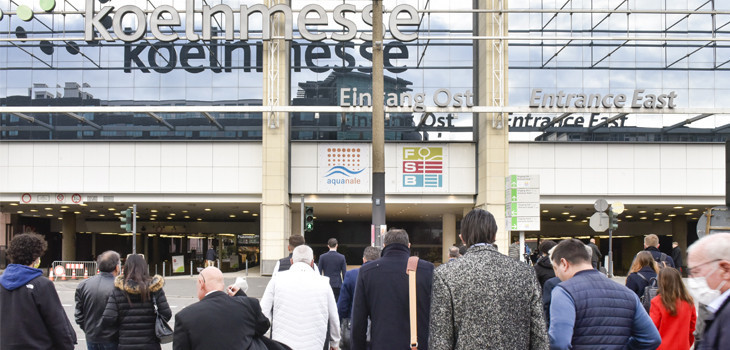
[84,0,419,43]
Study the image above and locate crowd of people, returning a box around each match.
[0,208,728,350]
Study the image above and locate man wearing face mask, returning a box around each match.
[687,232,730,350]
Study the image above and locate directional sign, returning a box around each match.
[590,212,610,232]
[506,188,540,203]
[508,217,541,231]
[506,202,541,217]
[697,206,730,238]
[506,175,540,189]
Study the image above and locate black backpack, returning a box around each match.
[656,253,669,269]
[637,272,658,314]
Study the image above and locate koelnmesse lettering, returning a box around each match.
[85,0,419,43]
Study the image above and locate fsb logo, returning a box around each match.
[402,147,443,188]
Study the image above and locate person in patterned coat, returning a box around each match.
[429,208,548,350]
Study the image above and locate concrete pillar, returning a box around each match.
[259,0,292,275]
[0,212,10,246]
[442,213,457,263]
[672,216,688,269]
[91,232,97,258]
[62,212,76,260]
[475,1,510,255]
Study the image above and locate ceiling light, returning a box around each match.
[60,209,66,213]
[229,214,236,218]
[204,208,212,211]
[90,209,98,213]
[625,215,633,218]
[639,210,647,214]
[243,210,250,214]
[166,216,172,220]
[668,214,676,217]
[542,209,548,213]
[108,208,116,211]
[664,219,671,222]
[46,214,54,217]
[640,217,648,220]
[252,213,258,217]
[562,212,570,215]
[654,212,662,215]
[569,215,576,218]
[151,214,157,217]
[550,218,556,221]
[30,209,38,212]
[692,217,698,220]
[673,206,684,209]
[653,218,659,221]
[566,219,573,222]
[45,207,52,210]
[17,210,24,214]
[169,213,176,216]
[151,209,158,213]
[337,219,343,223]
[685,212,693,215]
[114,212,120,216]
[74,211,81,214]
[80,203,88,207]
[581,220,587,223]
[184,215,190,219]
[10,203,18,206]
[58,217,63,220]
[150,217,156,221]
[182,210,188,213]
[689,208,699,212]
[197,218,202,221]
[60,205,69,209]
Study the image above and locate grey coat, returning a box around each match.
[429,245,549,350]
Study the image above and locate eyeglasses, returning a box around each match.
[199,273,206,284]
[687,259,722,277]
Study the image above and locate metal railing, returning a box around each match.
[49,261,98,281]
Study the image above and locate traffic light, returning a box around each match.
[305,206,314,232]
[120,209,133,232]
[609,207,619,231]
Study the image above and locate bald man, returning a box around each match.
[172,267,270,350]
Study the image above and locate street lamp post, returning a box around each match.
[372,0,386,247]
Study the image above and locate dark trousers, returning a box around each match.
[87,343,118,350]
[332,287,341,302]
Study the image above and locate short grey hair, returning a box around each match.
[688,232,730,261]
[384,229,410,246]
[292,245,314,264]
[449,246,460,257]
[363,246,380,262]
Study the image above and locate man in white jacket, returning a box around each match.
[260,245,341,350]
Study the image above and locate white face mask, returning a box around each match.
[688,265,727,305]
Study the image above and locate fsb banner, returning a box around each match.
[397,145,448,193]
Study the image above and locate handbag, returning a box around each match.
[152,293,174,344]
[339,318,351,350]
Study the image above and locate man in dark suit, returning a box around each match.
[173,267,270,350]
[351,229,434,350]
[588,238,602,269]
[319,238,347,301]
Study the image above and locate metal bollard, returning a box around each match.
[162,262,166,277]
[155,264,158,276]
[245,260,249,277]
[190,261,193,277]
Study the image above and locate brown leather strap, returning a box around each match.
[407,256,419,350]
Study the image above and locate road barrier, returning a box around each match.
[50,261,98,282]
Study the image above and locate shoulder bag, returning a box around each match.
[152,293,174,344]
[407,256,419,350]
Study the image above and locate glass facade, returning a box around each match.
[508,0,730,142]
[1,0,475,141]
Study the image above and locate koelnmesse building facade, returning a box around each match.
[1,0,728,275]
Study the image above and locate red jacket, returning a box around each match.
[650,295,697,350]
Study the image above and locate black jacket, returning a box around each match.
[102,275,172,350]
[351,244,434,350]
[319,250,347,289]
[588,243,602,263]
[0,264,77,350]
[75,271,119,343]
[625,266,657,298]
[671,246,683,268]
[173,290,270,350]
[533,255,556,288]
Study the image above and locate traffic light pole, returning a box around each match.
[300,195,305,236]
[132,204,137,255]
[608,225,613,278]
[371,0,386,248]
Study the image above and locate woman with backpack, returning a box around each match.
[103,254,172,350]
[650,267,696,350]
[626,251,659,298]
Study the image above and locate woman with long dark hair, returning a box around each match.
[625,251,659,298]
[103,254,171,349]
[650,267,696,350]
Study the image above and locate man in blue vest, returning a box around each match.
[548,239,661,350]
